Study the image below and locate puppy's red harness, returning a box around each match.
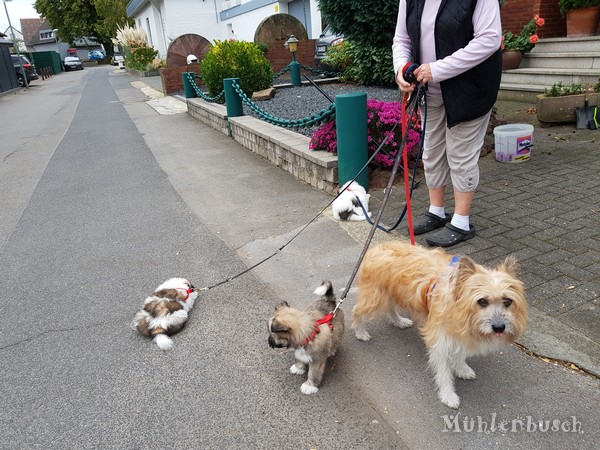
[176,287,194,302]
[304,313,335,345]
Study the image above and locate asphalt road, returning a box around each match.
[0,67,598,449]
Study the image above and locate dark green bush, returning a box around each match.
[345,44,395,86]
[201,40,274,97]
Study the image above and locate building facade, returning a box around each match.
[125,0,323,57]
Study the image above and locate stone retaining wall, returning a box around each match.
[186,98,338,194]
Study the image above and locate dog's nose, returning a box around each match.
[492,323,506,333]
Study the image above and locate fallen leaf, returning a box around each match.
[565,285,575,290]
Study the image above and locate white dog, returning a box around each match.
[131,277,198,350]
[332,181,371,222]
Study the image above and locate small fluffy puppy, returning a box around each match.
[352,241,527,408]
[332,181,371,221]
[268,281,345,394]
[132,277,198,351]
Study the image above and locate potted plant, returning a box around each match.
[501,15,545,70]
[537,81,600,124]
[559,0,600,36]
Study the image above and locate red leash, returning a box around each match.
[401,91,416,245]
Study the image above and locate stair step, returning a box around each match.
[532,36,600,53]
[522,53,600,70]
[501,68,599,88]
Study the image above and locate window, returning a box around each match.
[39,30,54,40]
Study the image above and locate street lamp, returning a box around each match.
[285,35,301,87]
[2,0,28,88]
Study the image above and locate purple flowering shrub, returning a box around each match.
[309,99,421,168]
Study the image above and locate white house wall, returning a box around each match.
[126,0,323,57]
[163,0,225,45]
[223,2,288,42]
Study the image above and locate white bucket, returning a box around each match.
[493,124,534,163]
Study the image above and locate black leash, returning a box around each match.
[337,84,425,305]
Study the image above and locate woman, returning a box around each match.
[393,0,502,247]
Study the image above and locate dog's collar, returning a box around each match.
[304,313,335,345]
[176,287,194,302]
[422,256,461,314]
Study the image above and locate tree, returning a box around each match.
[317,0,399,48]
[317,0,400,85]
[34,0,131,56]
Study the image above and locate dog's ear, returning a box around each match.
[498,255,519,277]
[270,319,288,333]
[450,256,478,294]
[275,301,289,311]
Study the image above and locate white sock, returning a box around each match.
[429,205,445,219]
[451,213,470,231]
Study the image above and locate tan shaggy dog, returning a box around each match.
[352,240,527,408]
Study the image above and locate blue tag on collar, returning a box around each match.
[449,256,461,267]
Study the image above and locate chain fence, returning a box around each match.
[186,64,341,130]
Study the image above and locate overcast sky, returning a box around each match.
[1,0,40,35]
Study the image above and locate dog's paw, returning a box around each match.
[454,365,476,380]
[354,330,371,342]
[290,363,306,375]
[300,382,319,395]
[390,316,413,329]
[439,391,461,409]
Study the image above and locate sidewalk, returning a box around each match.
[139,73,599,376]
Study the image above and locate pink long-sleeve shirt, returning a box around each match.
[392,0,502,96]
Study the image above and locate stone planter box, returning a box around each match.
[126,67,159,77]
[536,92,600,124]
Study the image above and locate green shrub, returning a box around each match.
[254,41,268,54]
[594,77,600,93]
[201,40,274,97]
[558,0,600,17]
[344,44,395,86]
[126,46,158,71]
[322,41,352,73]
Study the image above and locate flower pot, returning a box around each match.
[566,6,600,37]
[502,50,522,70]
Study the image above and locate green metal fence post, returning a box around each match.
[289,59,301,87]
[182,72,197,98]
[335,92,368,189]
[223,78,243,117]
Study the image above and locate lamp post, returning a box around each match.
[285,34,301,87]
[3,0,28,88]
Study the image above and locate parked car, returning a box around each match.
[64,56,83,71]
[314,25,345,68]
[88,49,106,61]
[111,52,124,66]
[11,54,39,87]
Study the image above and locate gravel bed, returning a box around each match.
[243,82,402,137]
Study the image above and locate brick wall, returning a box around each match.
[500,0,566,38]
[159,64,200,95]
[264,39,317,73]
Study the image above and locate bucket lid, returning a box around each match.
[494,123,534,135]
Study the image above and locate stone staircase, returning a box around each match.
[499,36,600,103]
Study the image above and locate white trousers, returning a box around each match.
[422,95,491,192]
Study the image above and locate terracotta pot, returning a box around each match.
[502,50,522,70]
[566,6,600,37]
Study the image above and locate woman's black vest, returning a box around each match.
[406,0,501,128]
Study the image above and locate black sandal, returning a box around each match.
[412,211,451,235]
[426,223,476,248]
